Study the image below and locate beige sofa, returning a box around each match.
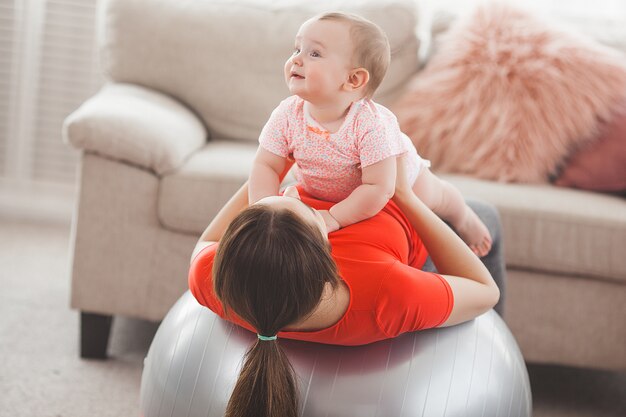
[64,0,626,370]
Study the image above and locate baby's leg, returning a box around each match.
[412,168,492,256]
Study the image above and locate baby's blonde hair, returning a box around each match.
[316,12,390,98]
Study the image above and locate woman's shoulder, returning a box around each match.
[375,262,454,336]
[188,243,221,312]
[190,242,218,269]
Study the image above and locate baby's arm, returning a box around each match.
[324,156,396,232]
[248,147,289,203]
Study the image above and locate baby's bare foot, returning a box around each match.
[456,206,492,257]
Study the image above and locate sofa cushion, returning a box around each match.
[393,3,626,183]
[554,103,626,192]
[101,0,421,142]
[63,83,206,175]
[161,148,626,283]
[445,175,626,284]
[158,141,257,234]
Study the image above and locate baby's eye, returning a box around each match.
[292,48,301,55]
[310,51,321,58]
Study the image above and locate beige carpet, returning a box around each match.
[0,217,624,417]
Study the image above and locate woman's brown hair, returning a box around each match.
[213,204,339,417]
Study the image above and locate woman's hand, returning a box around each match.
[393,154,412,201]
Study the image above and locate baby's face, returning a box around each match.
[284,19,354,104]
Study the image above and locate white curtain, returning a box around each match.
[0,0,102,217]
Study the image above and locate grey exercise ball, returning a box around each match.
[140,291,531,417]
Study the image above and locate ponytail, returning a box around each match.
[214,205,339,417]
[225,340,298,417]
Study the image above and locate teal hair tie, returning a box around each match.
[257,334,278,341]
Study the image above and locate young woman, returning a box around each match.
[188,157,503,417]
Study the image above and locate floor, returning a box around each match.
[0,218,624,417]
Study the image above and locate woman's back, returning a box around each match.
[189,190,454,346]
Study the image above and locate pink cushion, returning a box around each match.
[554,107,626,192]
[392,3,626,183]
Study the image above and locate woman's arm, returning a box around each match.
[191,158,295,262]
[190,182,249,262]
[391,158,499,326]
[325,156,396,232]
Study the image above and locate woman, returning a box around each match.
[188,158,502,417]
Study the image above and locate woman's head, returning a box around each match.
[285,12,390,102]
[214,188,338,334]
[213,187,339,417]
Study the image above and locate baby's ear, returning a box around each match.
[344,68,369,92]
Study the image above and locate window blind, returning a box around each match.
[0,1,17,179]
[33,0,102,183]
[0,0,102,190]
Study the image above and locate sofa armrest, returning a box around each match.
[63,83,207,175]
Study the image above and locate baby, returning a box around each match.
[249,12,492,256]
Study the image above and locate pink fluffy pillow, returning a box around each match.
[554,104,626,192]
[392,3,626,182]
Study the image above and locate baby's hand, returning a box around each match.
[319,210,341,234]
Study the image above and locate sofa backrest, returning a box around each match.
[98,0,422,141]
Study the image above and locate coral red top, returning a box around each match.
[189,189,453,346]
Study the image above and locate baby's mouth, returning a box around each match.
[291,72,304,79]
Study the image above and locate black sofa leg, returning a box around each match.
[80,312,113,359]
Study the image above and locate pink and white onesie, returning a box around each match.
[259,95,429,203]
